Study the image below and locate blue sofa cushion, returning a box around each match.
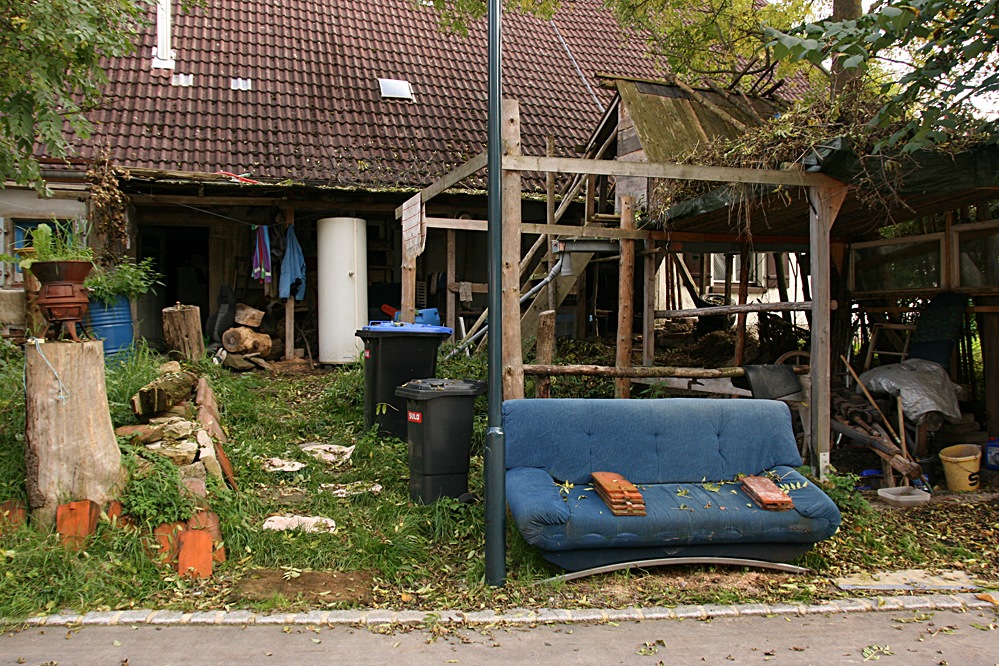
[503,398,802,485]
[506,465,841,552]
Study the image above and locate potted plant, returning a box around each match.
[0,222,95,340]
[83,258,163,355]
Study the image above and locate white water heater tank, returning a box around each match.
[317,217,368,363]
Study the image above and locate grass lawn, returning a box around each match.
[0,339,996,621]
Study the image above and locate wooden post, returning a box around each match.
[808,185,848,477]
[25,340,122,526]
[615,196,635,398]
[162,303,205,361]
[643,241,661,367]
[723,253,734,305]
[546,136,557,312]
[978,296,999,436]
[446,229,457,339]
[502,100,525,400]
[575,264,588,339]
[283,208,296,360]
[734,247,750,365]
[535,310,556,398]
[399,195,422,323]
[774,253,791,322]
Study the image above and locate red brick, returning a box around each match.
[177,529,213,578]
[56,500,100,549]
[0,499,28,536]
[114,424,164,444]
[187,510,226,564]
[153,521,187,564]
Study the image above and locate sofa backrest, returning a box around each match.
[503,398,802,484]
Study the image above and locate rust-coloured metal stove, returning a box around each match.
[29,261,92,341]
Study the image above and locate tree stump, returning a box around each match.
[25,340,122,526]
[222,326,272,357]
[163,303,205,361]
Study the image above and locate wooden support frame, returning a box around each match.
[615,196,635,398]
[809,185,848,477]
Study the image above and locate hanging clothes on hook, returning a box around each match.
[279,225,306,301]
[251,225,272,283]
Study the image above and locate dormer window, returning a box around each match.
[378,78,414,101]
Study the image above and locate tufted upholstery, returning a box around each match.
[503,398,842,570]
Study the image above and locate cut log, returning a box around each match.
[25,340,123,526]
[222,326,272,357]
[162,303,205,361]
[130,371,198,418]
[234,303,265,328]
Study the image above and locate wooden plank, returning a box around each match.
[535,310,556,398]
[809,185,848,476]
[656,301,811,318]
[446,230,456,338]
[524,364,755,378]
[734,248,750,365]
[394,152,488,219]
[615,196,635,399]
[502,100,525,400]
[643,241,661,367]
[447,282,488,293]
[502,155,844,187]
[284,207,295,360]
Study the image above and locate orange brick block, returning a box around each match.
[187,510,226,563]
[0,499,28,536]
[56,500,100,549]
[153,521,187,564]
[177,529,213,578]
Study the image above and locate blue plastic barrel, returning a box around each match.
[85,295,134,356]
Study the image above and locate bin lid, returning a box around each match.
[356,321,453,337]
[395,378,486,399]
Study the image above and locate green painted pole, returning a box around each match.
[485,0,506,587]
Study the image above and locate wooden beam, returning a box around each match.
[656,301,812,318]
[535,310,556,398]
[394,152,488,219]
[447,282,488,293]
[643,242,662,367]
[615,196,635,398]
[446,229,456,338]
[502,100,525,400]
[284,207,296,360]
[524,364,806,378]
[809,184,849,476]
[502,155,844,188]
[734,248,750,365]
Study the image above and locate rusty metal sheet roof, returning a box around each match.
[70,0,659,190]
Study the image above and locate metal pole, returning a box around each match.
[484,0,506,587]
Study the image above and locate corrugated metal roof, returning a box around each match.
[71,0,660,190]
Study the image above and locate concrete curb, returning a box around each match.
[11,593,995,628]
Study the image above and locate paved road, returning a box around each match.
[3,607,998,665]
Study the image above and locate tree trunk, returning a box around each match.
[830,0,864,101]
[222,326,272,357]
[25,340,122,526]
[163,304,205,361]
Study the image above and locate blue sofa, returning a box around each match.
[503,398,841,571]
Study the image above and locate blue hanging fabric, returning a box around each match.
[279,225,306,301]
[251,225,272,283]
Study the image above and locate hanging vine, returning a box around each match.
[86,146,131,265]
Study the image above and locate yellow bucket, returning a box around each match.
[938,444,982,492]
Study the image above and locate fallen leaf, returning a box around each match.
[976,592,999,605]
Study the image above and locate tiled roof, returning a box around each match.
[77,0,662,190]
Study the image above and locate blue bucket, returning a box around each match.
[85,295,134,356]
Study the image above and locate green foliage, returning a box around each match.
[0,0,147,191]
[0,222,95,270]
[103,340,165,426]
[0,344,26,502]
[85,257,164,304]
[119,448,196,529]
[418,0,560,34]
[606,0,811,89]
[802,466,871,515]
[767,0,999,151]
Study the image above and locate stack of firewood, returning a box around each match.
[219,304,273,371]
[591,471,646,516]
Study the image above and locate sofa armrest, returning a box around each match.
[506,467,571,527]
[770,466,842,530]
